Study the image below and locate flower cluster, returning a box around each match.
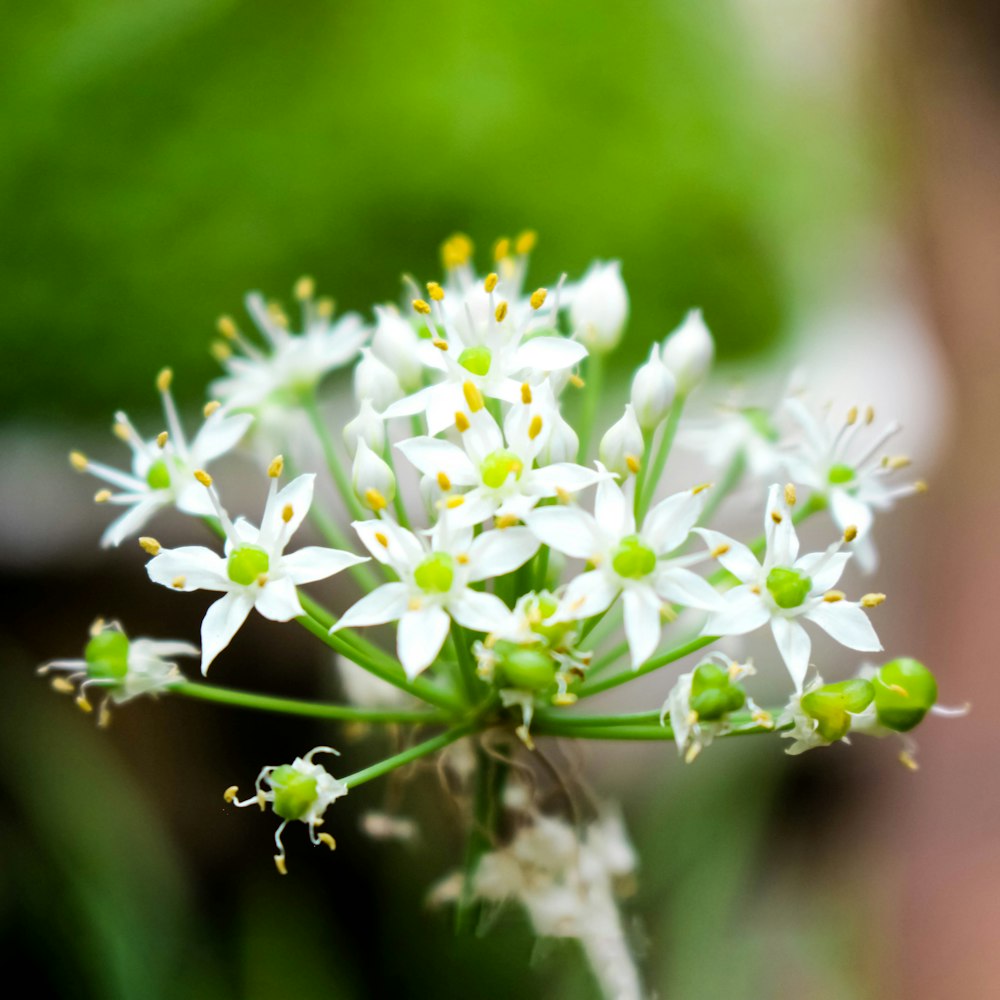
[49,232,961,999]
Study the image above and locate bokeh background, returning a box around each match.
[2,1,998,997]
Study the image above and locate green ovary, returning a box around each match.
[146,459,171,490]
[689,661,746,721]
[874,658,938,732]
[458,346,492,376]
[414,552,455,594]
[828,464,856,485]
[765,567,812,609]
[227,546,270,586]
[495,640,557,691]
[481,450,523,489]
[84,631,130,681]
[269,765,318,821]
[611,535,656,580]
[801,678,875,742]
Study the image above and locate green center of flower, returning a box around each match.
[874,658,938,732]
[84,630,130,681]
[480,449,523,489]
[611,535,657,579]
[458,346,492,377]
[801,678,875,742]
[689,661,747,720]
[765,566,812,609]
[227,545,270,586]
[494,640,557,691]
[269,765,318,821]
[828,463,856,485]
[146,459,171,490]
[743,407,780,442]
[413,552,455,594]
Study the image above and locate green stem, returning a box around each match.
[172,682,448,724]
[637,394,686,520]
[450,624,482,705]
[533,544,551,592]
[534,717,788,741]
[342,723,476,788]
[301,391,367,522]
[576,352,604,463]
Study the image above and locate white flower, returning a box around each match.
[568,260,629,353]
[679,399,783,478]
[343,398,386,456]
[396,405,605,529]
[354,346,403,411]
[40,619,197,721]
[697,483,883,690]
[352,439,396,513]
[527,477,722,666]
[145,467,368,673]
[226,746,346,874]
[778,677,839,755]
[599,404,645,478]
[371,305,425,392]
[630,343,676,429]
[211,286,368,411]
[782,397,926,570]
[71,368,253,547]
[660,309,714,395]
[331,514,539,678]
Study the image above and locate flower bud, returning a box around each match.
[599,404,644,478]
[689,660,746,721]
[352,439,396,512]
[874,658,937,732]
[353,347,402,411]
[660,309,714,395]
[84,629,130,682]
[800,678,875,743]
[630,344,676,430]
[343,399,386,456]
[571,261,629,353]
[494,639,557,692]
[372,306,424,391]
[538,410,580,465]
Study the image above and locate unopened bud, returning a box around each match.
[630,343,676,430]
[660,309,714,395]
[599,404,644,478]
[372,306,424,391]
[352,439,396,512]
[571,261,629,353]
[343,399,386,456]
[353,347,403,411]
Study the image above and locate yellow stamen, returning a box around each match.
[97,702,112,729]
[172,576,186,589]
[865,405,875,424]
[784,483,797,506]
[69,450,88,471]
[156,368,173,393]
[94,489,112,503]
[843,525,858,543]
[194,469,213,488]
[437,472,451,491]
[861,592,886,608]
[914,479,929,493]
[281,504,294,523]
[223,785,239,803]
[846,406,858,425]
[569,374,585,389]
[552,692,578,707]
[365,488,388,512]
[89,617,106,637]
[375,531,389,547]
[710,544,730,558]
[520,382,532,404]
[274,855,288,875]
[157,431,168,448]
[692,482,712,495]
[317,832,337,850]
[515,230,537,255]
[463,381,485,413]
[529,287,547,310]
[217,315,238,339]
[455,412,470,432]
[456,553,470,565]
[426,281,445,301]
[884,455,911,470]
[556,487,571,504]
[139,536,161,556]
[750,584,761,595]
[294,276,315,301]
[445,495,465,509]
[317,296,335,318]
[770,511,783,524]
[493,237,511,261]
[494,301,509,323]
[441,233,473,269]
[268,455,284,478]
[684,744,702,765]
[432,338,449,351]
[211,342,232,362]
[899,751,919,772]
[495,514,518,529]
[752,708,774,729]
[267,302,288,327]
[823,590,845,602]
[203,400,221,417]
[408,596,423,611]
[484,272,499,293]
[625,454,641,475]
[76,694,93,714]
[528,414,544,440]
[51,677,76,694]
[411,298,431,316]
[112,422,130,441]
[886,682,909,697]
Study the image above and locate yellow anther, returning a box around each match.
[267,302,288,327]
[515,723,535,750]
[217,315,238,339]
[281,504,294,523]
[194,469,213,488]
[770,510,783,524]
[569,374,585,389]
[437,471,452,491]
[846,406,858,425]
[94,489,112,503]
[784,483,797,506]
[256,573,268,586]
[51,677,76,694]
[843,525,858,543]
[211,341,233,362]
[223,785,239,803]
[692,482,712,495]
[455,412,470,432]
[552,692,578,707]
[365,488,388,512]
[556,487,572,504]
[317,832,337,850]
[528,414,544,440]
[294,275,315,301]
[899,751,919,772]
[432,338,449,351]
[157,431,169,448]
[172,576,186,589]
[463,381,485,413]
[515,230,537,255]
[484,272,499,293]
[112,422,130,441]
[203,400,221,417]
[914,479,929,493]
[625,454,641,475]
[139,536,161,556]
[70,451,88,471]
[861,592,886,608]
[886,682,909,697]
[97,701,112,729]
[317,296,335,318]
[274,855,288,875]
[446,495,465,509]
[256,793,266,811]
[521,382,532,404]
[750,584,762,595]
[76,694,93,713]
[823,590,846,602]
[89,617,106,636]
[727,660,741,679]
[268,455,284,478]
[156,368,173,393]
[494,301,509,323]
[456,553,470,565]
[411,298,432,316]
[865,405,875,424]
[684,744,702,765]
[493,237,511,261]
[495,514,518,529]
[529,288,547,310]
[441,233,473,269]
[408,596,423,611]
[752,708,775,729]
[426,281,445,301]
[710,544,730,558]
[884,455,911,470]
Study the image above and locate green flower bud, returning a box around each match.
[874,658,937,732]
[457,346,492,377]
[145,459,171,490]
[611,535,657,580]
[269,765,319,821]
[689,661,746,720]
[766,566,813,609]
[828,463,856,485]
[480,450,524,489]
[495,640,557,691]
[84,630,130,681]
[227,545,270,586]
[413,552,455,594]
[801,679,875,742]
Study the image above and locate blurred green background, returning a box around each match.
[1,2,890,998]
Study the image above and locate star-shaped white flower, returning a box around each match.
[145,466,368,673]
[331,515,539,679]
[526,476,722,667]
[397,402,605,529]
[696,483,883,690]
[71,369,253,547]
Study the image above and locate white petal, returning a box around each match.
[644,489,705,555]
[190,412,254,464]
[396,437,477,485]
[764,483,799,566]
[701,587,770,636]
[448,589,511,633]
[795,550,850,593]
[352,518,425,568]
[622,587,662,667]
[281,546,369,584]
[467,527,540,582]
[830,489,875,538]
[805,601,882,652]
[131,639,200,659]
[461,411,505,465]
[332,582,410,631]
[523,506,603,560]
[558,571,619,621]
[654,566,723,610]
[266,474,314,543]
[397,604,451,678]
[527,463,604,497]
[593,476,634,537]
[100,497,165,548]
[174,481,216,517]
[693,529,760,582]
[441,491,498,529]
[426,384,468,436]
[770,616,811,690]
[513,336,588,372]
[146,546,231,592]
[383,385,437,420]
[254,576,304,622]
[200,591,255,673]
